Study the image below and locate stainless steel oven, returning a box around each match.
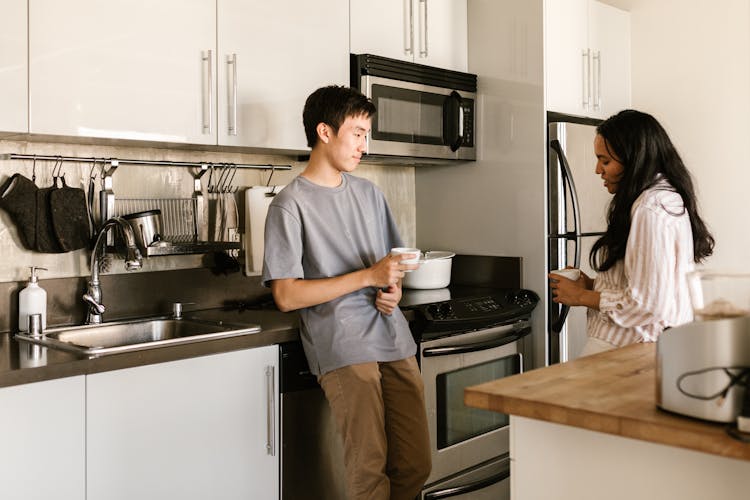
[351,54,477,161]
[403,281,538,499]
[420,320,529,485]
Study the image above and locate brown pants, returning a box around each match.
[318,357,432,500]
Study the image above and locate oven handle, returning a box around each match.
[423,466,510,499]
[422,327,531,357]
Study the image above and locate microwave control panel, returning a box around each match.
[460,99,475,147]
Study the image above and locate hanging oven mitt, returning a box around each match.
[35,179,64,253]
[50,176,91,251]
[0,173,39,251]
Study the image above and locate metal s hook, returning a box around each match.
[31,155,37,184]
[51,156,64,187]
[226,163,238,193]
[207,164,216,193]
[265,165,279,197]
[217,163,231,193]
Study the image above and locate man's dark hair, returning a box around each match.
[303,85,376,148]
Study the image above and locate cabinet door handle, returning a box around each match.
[581,48,590,110]
[202,50,213,135]
[593,50,601,111]
[418,0,428,58]
[227,53,238,136]
[265,365,276,456]
[404,0,414,55]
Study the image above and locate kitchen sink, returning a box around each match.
[15,317,262,357]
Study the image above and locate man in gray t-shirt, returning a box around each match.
[262,86,431,500]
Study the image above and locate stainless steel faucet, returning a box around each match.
[82,217,143,324]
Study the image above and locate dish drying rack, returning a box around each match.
[2,153,292,257]
[112,197,206,256]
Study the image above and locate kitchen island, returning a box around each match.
[465,343,750,500]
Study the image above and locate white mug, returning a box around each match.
[550,268,581,281]
[391,247,421,271]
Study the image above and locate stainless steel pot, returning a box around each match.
[123,209,162,253]
[403,251,455,289]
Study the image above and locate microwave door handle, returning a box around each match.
[443,91,464,152]
[458,105,465,144]
[422,327,531,357]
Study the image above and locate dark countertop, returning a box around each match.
[0,308,300,389]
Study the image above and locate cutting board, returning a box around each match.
[244,186,283,275]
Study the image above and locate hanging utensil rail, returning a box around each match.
[0,153,292,171]
[1,153,291,257]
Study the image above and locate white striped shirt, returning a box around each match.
[587,178,695,346]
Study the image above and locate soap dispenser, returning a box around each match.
[18,266,48,332]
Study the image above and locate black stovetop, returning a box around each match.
[402,284,539,340]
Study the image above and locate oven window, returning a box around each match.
[436,354,521,449]
[371,84,445,145]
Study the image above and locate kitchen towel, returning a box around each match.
[244,186,283,275]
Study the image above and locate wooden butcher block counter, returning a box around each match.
[465,342,750,461]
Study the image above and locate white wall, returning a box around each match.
[416,0,546,367]
[629,0,750,271]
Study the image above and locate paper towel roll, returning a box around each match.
[244,186,283,275]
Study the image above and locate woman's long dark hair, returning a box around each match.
[590,109,714,272]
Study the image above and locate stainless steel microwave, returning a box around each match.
[351,54,477,162]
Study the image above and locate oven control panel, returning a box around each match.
[413,289,539,337]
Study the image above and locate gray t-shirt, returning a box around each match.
[261,173,416,375]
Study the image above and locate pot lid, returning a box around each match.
[422,251,455,261]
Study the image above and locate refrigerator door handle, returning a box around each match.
[550,139,582,265]
[549,139,583,334]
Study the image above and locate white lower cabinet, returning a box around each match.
[86,346,280,500]
[0,376,86,500]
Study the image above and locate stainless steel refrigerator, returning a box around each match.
[547,113,610,364]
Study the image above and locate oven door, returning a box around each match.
[361,75,476,160]
[420,321,529,484]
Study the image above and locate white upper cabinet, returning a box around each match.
[545,0,630,119]
[29,0,217,144]
[545,0,589,117]
[0,0,28,134]
[351,0,468,72]
[589,1,630,118]
[217,0,349,151]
